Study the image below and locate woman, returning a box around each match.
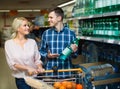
[4,17,44,89]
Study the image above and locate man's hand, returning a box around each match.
[47,50,59,58]
[70,44,78,52]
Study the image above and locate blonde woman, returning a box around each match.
[4,17,44,89]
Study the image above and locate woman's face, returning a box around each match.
[18,20,29,35]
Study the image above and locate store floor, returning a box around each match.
[0,47,17,89]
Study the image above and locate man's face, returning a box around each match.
[48,11,60,27]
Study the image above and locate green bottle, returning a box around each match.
[59,38,80,61]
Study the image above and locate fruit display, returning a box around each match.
[53,81,83,89]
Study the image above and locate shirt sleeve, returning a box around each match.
[4,41,17,71]
[39,32,48,62]
[33,40,43,65]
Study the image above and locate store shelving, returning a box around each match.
[77,36,120,45]
[63,0,120,65]
[65,10,120,45]
[66,0,120,88]
[66,11,120,21]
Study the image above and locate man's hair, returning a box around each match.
[51,7,64,20]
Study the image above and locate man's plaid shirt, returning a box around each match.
[40,26,78,77]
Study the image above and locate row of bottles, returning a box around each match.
[97,43,120,63]
[81,42,98,63]
[81,41,120,64]
[79,19,94,36]
[79,17,120,39]
[72,0,120,17]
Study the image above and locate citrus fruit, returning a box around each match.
[54,82,61,89]
[76,84,83,89]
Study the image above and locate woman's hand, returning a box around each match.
[27,67,38,76]
[37,67,45,73]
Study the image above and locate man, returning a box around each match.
[39,7,78,77]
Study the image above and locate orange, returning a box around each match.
[66,81,72,89]
[53,82,61,89]
[72,82,76,89]
[59,85,66,89]
[76,84,83,89]
[61,81,68,88]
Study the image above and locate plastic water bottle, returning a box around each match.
[59,37,80,61]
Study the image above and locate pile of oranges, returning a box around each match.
[53,81,83,89]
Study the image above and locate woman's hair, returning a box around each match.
[11,17,28,38]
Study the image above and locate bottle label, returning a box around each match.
[62,47,72,56]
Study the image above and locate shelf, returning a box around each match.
[66,11,120,21]
[103,11,120,17]
[68,11,120,45]
[39,26,50,28]
[77,36,120,45]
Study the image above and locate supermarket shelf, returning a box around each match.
[66,11,120,21]
[103,11,120,17]
[39,26,50,28]
[66,14,103,21]
[77,36,120,45]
